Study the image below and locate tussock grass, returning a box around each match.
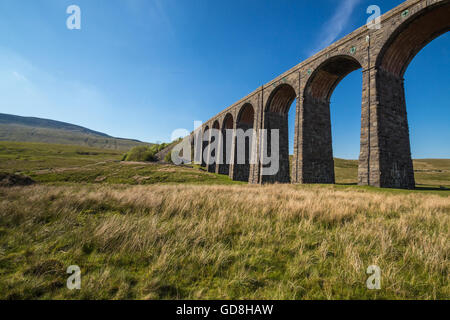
[1,184,448,299]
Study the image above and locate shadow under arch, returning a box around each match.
[218,113,234,175]
[371,1,450,188]
[300,55,363,184]
[207,120,220,172]
[233,103,255,182]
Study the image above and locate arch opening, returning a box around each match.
[263,84,296,183]
[301,55,363,184]
[233,103,255,182]
[288,98,297,178]
[405,33,450,188]
[330,70,363,185]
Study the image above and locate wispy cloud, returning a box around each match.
[12,71,28,82]
[0,48,111,130]
[124,0,175,37]
[308,0,361,56]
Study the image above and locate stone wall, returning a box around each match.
[260,112,290,183]
[298,95,335,184]
[375,68,415,188]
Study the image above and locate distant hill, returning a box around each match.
[0,113,151,151]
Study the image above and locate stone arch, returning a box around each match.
[265,83,297,113]
[238,103,255,125]
[377,1,450,77]
[369,2,450,188]
[233,103,255,182]
[218,113,234,175]
[305,55,362,102]
[262,84,297,183]
[299,55,363,184]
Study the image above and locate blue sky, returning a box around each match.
[0,0,448,158]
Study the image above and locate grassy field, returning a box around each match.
[0,141,241,185]
[333,158,450,189]
[0,141,449,300]
[2,141,449,188]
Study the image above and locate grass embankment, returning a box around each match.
[0,184,448,299]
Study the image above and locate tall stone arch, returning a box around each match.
[261,83,297,183]
[366,0,450,188]
[296,55,363,184]
[232,103,256,182]
[218,113,234,175]
[206,120,221,172]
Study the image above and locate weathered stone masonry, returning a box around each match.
[195,0,449,189]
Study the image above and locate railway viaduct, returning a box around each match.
[190,0,449,189]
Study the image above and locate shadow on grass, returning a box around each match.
[415,185,450,191]
[335,182,450,192]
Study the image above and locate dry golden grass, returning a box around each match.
[0,183,448,299]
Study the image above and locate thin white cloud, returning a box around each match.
[308,0,361,56]
[0,48,111,130]
[124,0,175,37]
[12,71,28,82]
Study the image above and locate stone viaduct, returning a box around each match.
[191,0,449,189]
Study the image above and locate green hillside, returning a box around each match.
[0,113,151,151]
